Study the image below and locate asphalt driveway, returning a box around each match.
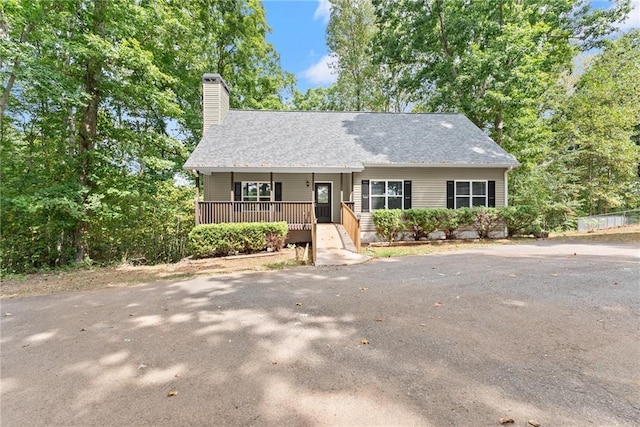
[1,241,638,426]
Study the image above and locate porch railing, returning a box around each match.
[197,201,313,230]
[311,204,317,264]
[341,202,361,253]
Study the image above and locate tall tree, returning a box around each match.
[0,0,292,272]
[326,0,378,111]
[373,0,631,149]
[555,29,640,214]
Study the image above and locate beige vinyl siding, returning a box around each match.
[354,167,508,232]
[203,173,353,222]
[202,81,229,129]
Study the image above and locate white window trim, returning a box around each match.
[454,180,488,208]
[370,179,404,211]
[241,181,272,202]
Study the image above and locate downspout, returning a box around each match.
[504,167,511,206]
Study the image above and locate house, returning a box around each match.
[184,74,519,247]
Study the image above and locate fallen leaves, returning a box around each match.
[497,417,540,426]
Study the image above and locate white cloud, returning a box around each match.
[313,0,332,24]
[618,0,640,31]
[300,54,337,86]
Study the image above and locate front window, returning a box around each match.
[242,182,271,210]
[371,180,403,210]
[242,182,271,202]
[455,181,487,208]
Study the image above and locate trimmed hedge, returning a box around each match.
[500,205,539,237]
[188,222,287,258]
[372,206,541,241]
[403,209,438,240]
[372,209,404,243]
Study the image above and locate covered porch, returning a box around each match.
[192,170,362,260]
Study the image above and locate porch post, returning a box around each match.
[351,172,355,201]
[340,173,344,222]
[194,171,200,225]
[230,172,234,221]
[311,172,315,202]
[270,172,274,222]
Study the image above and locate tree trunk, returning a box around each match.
[493,111,504,146]
[0,25,31,119]
[73,0,105,262]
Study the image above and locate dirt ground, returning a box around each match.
[0,249,301,298]
[2,224,638,299]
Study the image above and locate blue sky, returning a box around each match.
[263,0,334,93]
[263,0,639,93]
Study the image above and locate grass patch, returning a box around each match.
[264,260,307,270]
[551,230,640,243]
[365,240,504,258]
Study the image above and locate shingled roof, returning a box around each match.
[184,110,519,173]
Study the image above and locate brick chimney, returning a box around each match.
[202,73,230,132]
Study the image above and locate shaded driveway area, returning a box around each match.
[1,241,639,426]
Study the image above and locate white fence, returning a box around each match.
[577,210,640,232]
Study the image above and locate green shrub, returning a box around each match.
[455,207,475,229]
[431,208,459,240]
[542,203,577,231]
[372,209,404,243]
[402,209,438,240]
[499,205,539,237]
[188,222,287,258]
[466,207,502,239]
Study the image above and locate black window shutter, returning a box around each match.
[274,182,282,212]
[234,182,242,212]
[403,180,412,209]
[488,180,496,207]
[234,182,242,201]
[361,180,369,212]
[446,181,454,209]
[275,182,282,201]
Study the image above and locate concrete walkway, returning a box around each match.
[314,224,371,266]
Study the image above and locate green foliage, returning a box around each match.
[0,0,292,273]
[402,209,438,240]
[499,206,539,237]
[541,204,577,232]
[456,207,502,239]
[188,222,287,258]
[372,209,404,243]
[430,209,460,240]
[552,29,640,215]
